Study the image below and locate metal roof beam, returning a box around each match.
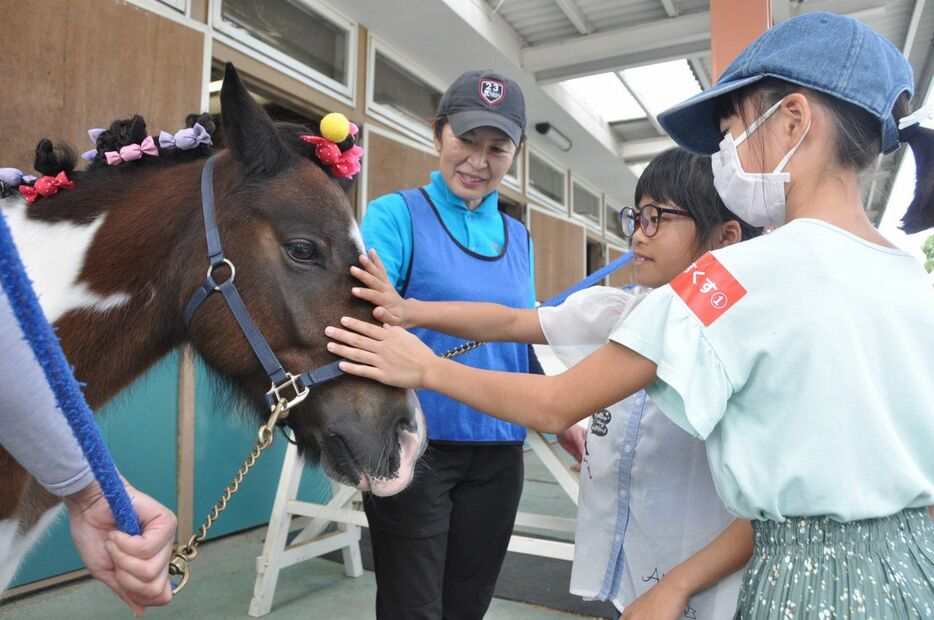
[771,0,791,24]
[619,136,678,160]
[554,0,591,34]
[659,0,679,17]
[689,55,712,89]
[524,0,889,84]
[524,12,711,83]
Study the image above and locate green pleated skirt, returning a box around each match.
[735,507,934,619]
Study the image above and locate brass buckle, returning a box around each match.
[266,373,309,412]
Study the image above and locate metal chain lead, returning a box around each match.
[441,340,485,359]
[168,399,289,595]
[167,342,478,595]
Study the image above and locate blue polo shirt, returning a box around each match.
[360,171,535,301]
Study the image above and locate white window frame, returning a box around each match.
[501,144,524,193]
[156,0,187,13]
[124,0,205,28]
[570,176,603,233]
[604,199,629,247]
[526,146,567,214]
[366,35,447,148]
[212,0,357,106]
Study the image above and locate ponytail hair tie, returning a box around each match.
[81,128,105,162]
[300,112,364,180]
[0,168,37,187]
[159,123,213,150]
[895,104,934,234]
[104,135,159,166]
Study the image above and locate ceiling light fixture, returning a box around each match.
[535,122,572,152]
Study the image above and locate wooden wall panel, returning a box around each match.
[531,209,585,301]
[608,247,638,288]
[366,132,437,206]
[0,0,203,172]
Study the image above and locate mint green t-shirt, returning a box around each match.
[611,219,934,522]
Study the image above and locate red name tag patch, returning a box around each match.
[670,253,746,326]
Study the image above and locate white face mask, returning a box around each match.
[711,98,810,227]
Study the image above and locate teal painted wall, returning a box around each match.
[11,352,180,587]
[11,351,333,588]
[191,358,332,541]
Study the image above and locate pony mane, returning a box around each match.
[5,112,358,206]
[39,114,356,178]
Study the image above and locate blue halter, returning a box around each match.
[182,155,344,413]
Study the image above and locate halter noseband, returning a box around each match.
[183,155,343,412]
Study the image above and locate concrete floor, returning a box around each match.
[2,442,603,619]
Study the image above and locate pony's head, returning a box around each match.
[178,64,425,495]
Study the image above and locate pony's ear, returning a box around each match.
[220,63,293,177]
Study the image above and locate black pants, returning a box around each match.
[363,442,524,620]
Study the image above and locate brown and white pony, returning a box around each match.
[0,64,425,590]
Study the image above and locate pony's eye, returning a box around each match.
[285,240,320,264]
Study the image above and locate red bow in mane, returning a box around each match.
[19,171,75,205]
[300,135,365,180]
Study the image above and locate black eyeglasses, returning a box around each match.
[619,204,695,239]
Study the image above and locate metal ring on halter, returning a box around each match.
[207,259,236,291]
[265,373,310,412]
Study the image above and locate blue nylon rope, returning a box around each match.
[0,209,140,535]
[541,250,634,308]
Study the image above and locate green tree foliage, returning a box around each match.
[923,234,934,273]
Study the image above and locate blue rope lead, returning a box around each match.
[0,210,140,535]
[541,250,634,308]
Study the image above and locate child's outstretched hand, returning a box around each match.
[620,578,690,620]
[326,316,436,389]
[350,250,411,327]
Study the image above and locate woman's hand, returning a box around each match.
[65,480,177,616]
[350,250,412,327]
[620,579,691,620]
[326,316,438,389]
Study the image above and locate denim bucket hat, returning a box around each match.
[658,12,914,155]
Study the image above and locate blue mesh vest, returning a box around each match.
[399,187,530,443]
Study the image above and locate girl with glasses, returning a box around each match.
[329,13,934,619]
[340,147,760,618]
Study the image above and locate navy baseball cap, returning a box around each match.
[658,12,914,155]
[438,70,526,145]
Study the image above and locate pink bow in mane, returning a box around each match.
[105,135,159,166]
[19,171,75,205]
[300,129,365,180]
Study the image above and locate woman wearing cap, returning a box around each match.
[333,13,934,618]
[358,70,537,619]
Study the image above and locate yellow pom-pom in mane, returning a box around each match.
[319,112,350,143]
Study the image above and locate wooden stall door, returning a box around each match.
[0,0,203,591]
[0,0,204,172]
[366,131,437,209]
[531,210,585,302]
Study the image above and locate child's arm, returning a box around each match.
[326,317,657,433]
[621,519,753,620]
[350,251,546,344]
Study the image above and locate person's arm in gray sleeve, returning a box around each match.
[0,287,94,496]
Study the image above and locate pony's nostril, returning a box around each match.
[395,415,417,435]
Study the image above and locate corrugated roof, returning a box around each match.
[488,0,933,217]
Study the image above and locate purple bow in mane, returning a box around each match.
[105,136,159,166]
[81,128,106,162]
[0,168,38,187]
[158,123,213,151]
